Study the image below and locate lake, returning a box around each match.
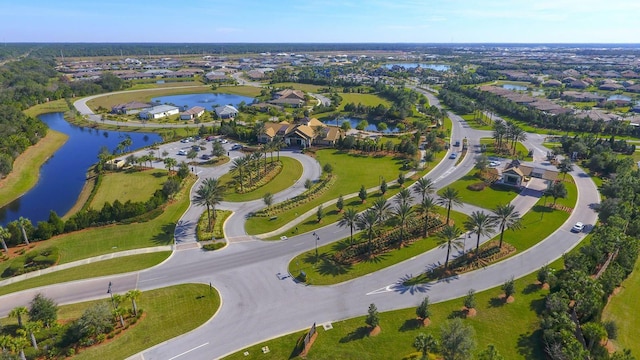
[0,113,162,226]
[322,117,399,133]
[384,63,450,71]
[607,94,632,102]
[151,93,255,110]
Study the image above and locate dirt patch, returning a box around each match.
[464,307,477,317]
[369,325,381,337]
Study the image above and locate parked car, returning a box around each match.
[206,136,215,141]
[449,153,457,159]
[571,222,584,233]
[231,144,243,151]
[191,145,201,152]
[219,139,228,144]
[489,161,501,167]
[177,150,188,155]
[180,138,190,143]
[201,154,211,160]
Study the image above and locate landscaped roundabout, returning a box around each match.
[0,85,637,360]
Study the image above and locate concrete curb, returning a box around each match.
[0,246,173,287]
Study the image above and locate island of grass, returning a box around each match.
[88,168,169,209]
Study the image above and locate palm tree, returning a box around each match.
[395,188,412,207]
[163,157,177,173]
[192,178,224,232]
[438,225,464,271]
[511,126,527,156]
[418,195,437,237]
[273,136,285,160]
[230,157,247,192]
[413,177,435,202]
[252,152,262,177]
[242,154,254,185]
[263,192,274,209]
[9,306,28,327]
[9,333,28,360]
[125,289,142,316]
[0,225,10,253]
[492,119,507,151]
[394,203,414,247]
[371,198,391,226]
[112,307,126,328]
[356,209,379,252]
[18,217,30,245]
[492,203,522,248]
[464,211,498,262]
[557,158,573,180]
[338,208,358,245]
[438,187,463,225]
[413,333,438,360]
[24,321,42,350]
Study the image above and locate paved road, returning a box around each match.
[0,88,600,360]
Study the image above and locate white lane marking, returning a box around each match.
[366,285,394,295]
[168,342,209,360]
[434,167,456,183]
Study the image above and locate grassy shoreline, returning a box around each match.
[0,130,69,208]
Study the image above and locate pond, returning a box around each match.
[322,117,399,133]
[607,94,632,102]
[151,93,255,110]
[0,113,162,226]
[502,84,528,91]
[384,63,450,71]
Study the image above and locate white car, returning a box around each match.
[571,222,584,233]
[489,161,501,167]
[177,150,188,156]
[219,139,228,144]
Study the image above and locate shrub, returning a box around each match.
[202,243,225,251]
[467,182,486,191]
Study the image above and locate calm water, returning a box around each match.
[607,94,632,102]
[503,84,528,91]
[0,113,162,226]
[151,93,255,110]
[322,117,399,133]
[384,63,450,71]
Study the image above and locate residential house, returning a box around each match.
[139,105,180,120]
[111,101,152,114]
[269,89,306,107]
[499,159,558,189]
[205,71,230,82]
[599,83,624,91]
[180,106,206,120]
[215,105,239,119]
[258,118,343,147]
[542,79,563,87]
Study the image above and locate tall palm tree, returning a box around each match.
[163,157,177,173]
[356,209,379,252]
[417,195,438,237]
[125,289,142,316]
[112,307,126,328]
[230,157,247,192]
[0,225,10,253]
[438,187,463,225]
[413,177,435,202]
[338,208,359,245]
[251,152,262,177]
[395,188,412,207]
[18,217,30,245]
[511,126,527,155]
[9,333,28,360]
[243,154,254,185]
[24,321,42,351]
[557,158,573,180]
[492,119,507,150]
[492,203,522,248]
[9,306,28,327]
[371,198,391,226]
[273,136,285,160]
[438,225,464,271]
[394,203,414,247]
[464,211,498,262]
[192,178,224,232]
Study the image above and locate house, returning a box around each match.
[180,106,205,120]
[542,79,563,87]
[599,83,624,91]
[561,91,605,103]
[499,159,558,189]
[567,80,588,89]
[269,89,306,107]
[214,105,239,119]
[105,159,126,170]
[111,101,152,114]
[258,118,343,147]
[139,105,180,120]
[205,71,230,82]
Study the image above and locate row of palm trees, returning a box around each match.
[493,119,527,155]
[337,176,523,270]
[192,178,224,232]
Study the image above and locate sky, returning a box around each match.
[2,0,639,43]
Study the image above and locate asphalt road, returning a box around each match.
[0,88,600,360]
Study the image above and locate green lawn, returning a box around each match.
[271,82,326,93]
[461,114,493,131]
[288,207,469,285]
[0,130,68,208]
[437,174,520,210]
[213,85,263,97]
[602,254,640,355]
[245,150,407,235]
[0,252,170,296]
[224,269,553,360]
[220,157,304,202]
[89,169,169,209]
[479,138,532,161]
[0,284,219,360]
[338,93,391,111]
[23,98,71,117]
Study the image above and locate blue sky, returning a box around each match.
[2,0,639,43]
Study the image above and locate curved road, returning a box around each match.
[0,88,599,360]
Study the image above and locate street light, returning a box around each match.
[313,232,319,263]
[107,281,115,309]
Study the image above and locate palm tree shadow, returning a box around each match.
[362,253,389,264]
[152,223,176,245]
[316,256,352,276]
[391,274,432,294]
[331,239,354,252]
[339,326,370,343]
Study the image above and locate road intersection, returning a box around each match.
[0,89,600,360]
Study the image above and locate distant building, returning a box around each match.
[111,101,152,114]
[180,106,206,120]
[269,89,306,107]
[214,105,239,119]
[139,105,180,120]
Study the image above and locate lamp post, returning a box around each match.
[107,281,115,309]
[313,232,319,263]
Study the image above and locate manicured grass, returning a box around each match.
[128,81,204,90]
[437,174,520,210]
[224,269,552,360]
[89,169,168,209]
[479,138,532,160]
[288,207,469,285]
[197,210,232,241]
[244,150,408,235]
[602,253,640,355]
[461,114,493,131]
[23,98,71,117]
[0,176,194,278]
[337,93,391,111]
[0,252,171,296]
[271,82,326,93]
[0,130,68,208]
[86,86,211,110]
[220,157,304,202]
[213,85,262,97]
[3,284,218,360]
